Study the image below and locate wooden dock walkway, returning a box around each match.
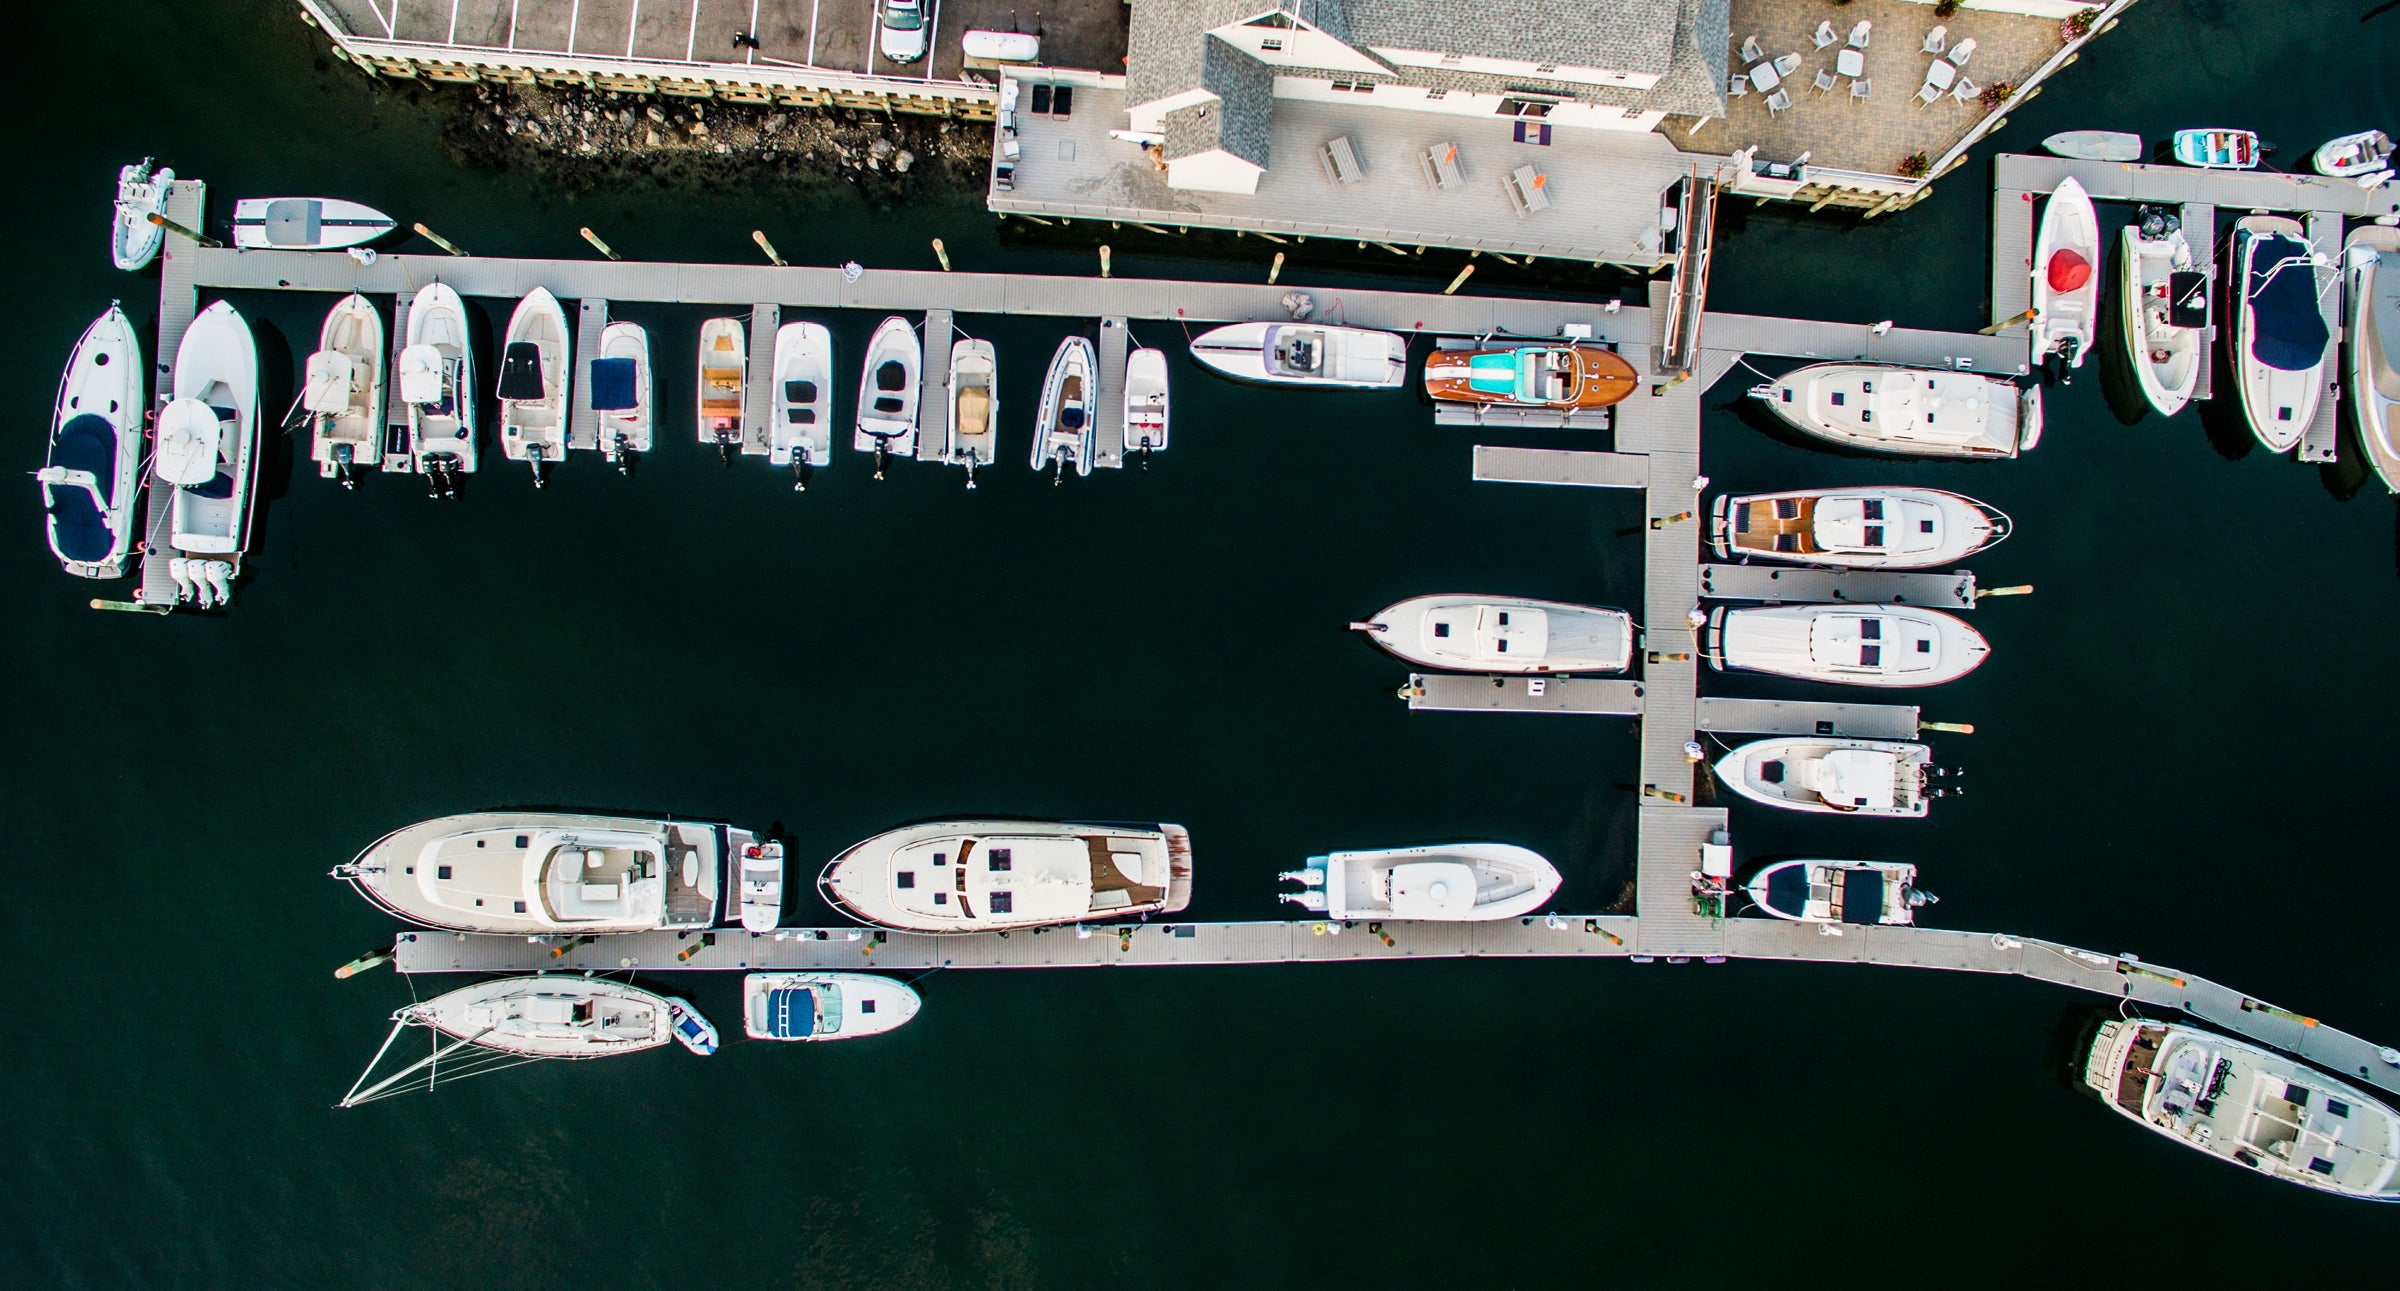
[1698,563,1978,609]
[135,180,209,610]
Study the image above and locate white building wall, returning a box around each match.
[1166,150,1266,194]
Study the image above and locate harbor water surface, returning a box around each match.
[7,1,2399,1285]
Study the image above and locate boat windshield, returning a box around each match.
[885,2,923,29]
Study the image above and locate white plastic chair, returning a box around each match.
[1849,78,1871,104]
[1766,88,1793,116]
[1849,21,1872,50]
[1773,52,1801,77]
[1922,25,1948,54]
[1812,21,1837,49]
[1914,82,1943,108]
[1728,73,1750,97]
[1951,77,1980,106]
[1812,69,1838,95]
[1740,34,1763,63]
[1949,38,1977,67]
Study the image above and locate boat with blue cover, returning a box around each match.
[1745,859,1934,926]
[592,321,651,472]
[2227,214,2331,452]
[742,972,921,1041]
[42,305,144,579]
[1421,339,1637,411]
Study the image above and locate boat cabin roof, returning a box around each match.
[885,833,1162,924]
[1815,495,1943,555]
[413,827,666,925]
[2140,1030,2400,1193]
[1807,612,1941,675]
[1799,748,1899,811]
[1385,861,1479,918]
[1421,604,1547,664]
[1811,370,1998,448]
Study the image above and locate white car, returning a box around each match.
[878,0,928,63]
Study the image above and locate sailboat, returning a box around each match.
[497,286,571,485]
[395,282,476,497]
[1031,335,1097,481]
[698,316,747,462]
[42,305,145,579]
[2120,207,2208,417]
[111,159,174,271]
[155,300,259,609]
[304,293,385,487]
[1123,346,1170,462]
[339,976,714,1108]
[854,316,923,476]
[2347,225,2400,492]
[592,321,651,472]
[2227,214,2331,452]
[770,321,833,489]
[2030,176,2102,377]
[946,336,998,487]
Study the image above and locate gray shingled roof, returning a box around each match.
[1343,0,1684,74]
[1158,38,1276,166]
[1127,0,1275,107]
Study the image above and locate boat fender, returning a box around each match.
[1683,741,1705,763]
[1684,605,1707,631]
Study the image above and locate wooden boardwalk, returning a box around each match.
[1698,563,1978,609]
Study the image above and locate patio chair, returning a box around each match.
[1773,52,1802,77]
[1740,34,1763,63]
[1728,73,1750,96]
[1850,78,1871,104]
[1848,21,1871,49]
[1948,37,1976,67]
[1923,25,1948,54]
[1812,69,1837,95]
[1914,82,1943,107]
[1951,76,1980,105]
[1812,20,1837,49]
[1766,88,1793,116]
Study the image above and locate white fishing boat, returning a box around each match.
[1031,335,1097,479]
[2042,130,2142,163]
[2083,1019,2400,1201]
[1713,738,1937,817]
[770,321,834,488]
[819,820,1195,934]
[1709,486,2009,569]
[1123,346,1170,458]
[2119,208,2208,417]
[2227,214,2331,453]
[591,321,651,472]
[111,159,174,271]
[1188,321,1408,389]
[743,973,922,1041]
[2172,128,2260,170]
[42,306,144,579]
[2313,129,2394,180]
[497,286,571,484]
[1750,364,2041,459]
[698,316,747,460]
[738,839,784,932]
[231,196,395,250]
[945,337,998,487]
[1351,594,1632,675]
[1746,859,1935,926]
[332,809,763,935]
[1278,843,1561,921]
[304,293,385,486]
[854,315,923,472]
[2030,176,2102,375]
[340,976,707,1108]
[2347,224,2400,493]
[395,282,476,496]
[156,300,258,609]
[1707,604,1989,688]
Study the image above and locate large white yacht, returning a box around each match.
[1351,595,1632,675]
[1745,859,1934,926]
[1279,843,1561,921]
[1710,486,2009,569]
[819,820,1194,933]
[1707,604,1989,688]
[1751,364,2041,459]
[333,810,760,934]
[1188,322,1408,388]
[1714,738,1936,817]
[743,973,921,1041]
[2084,1019,2400,1201]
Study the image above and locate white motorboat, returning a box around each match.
[1746,859,1935,926]
[111,159,174,271]
[1751,364,2041,459]
[2084,1020,2400,1201]
[2119,208,2208,417]
[591,321,651,472]
[1031,335,1097,480]
[2030,176,2102,375]
[1188,321,1408,388]
[304,292,385,486]
[1278,843,1561,921]
[854,315,922,473]
[1707,604,1988,688]
[498,287,571,484]
[698,316,747,460]
[2042,130,2142,163]
[2313,129,2394,181]
[1123,346,1170,458]
[743,973,921,1041]
[1710,487,2009,569]
[340,976,704,1107]
[819,819,1195,934]
[738,839,784,932]
[42,306,144,579]
[2347,224,2400,492]
[1352,594,1631,675]
[332,809,762,935]
[2227,214,2330,453]
[395,282,476,497]
[231,196,395,250]
[770,322,833,488]
[2172,128,2260,170]
[157,300,259,609]
[945,337,998,487]
[1713,738,1936,817]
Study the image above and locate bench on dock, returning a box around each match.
[1419,142,1463,192]
[1506,165,1553,216]
[1320,135,1364,185]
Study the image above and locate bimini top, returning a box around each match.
[589,357,639,412]
[1762,864,1881,922]
[44,415,120,563]
[2247,234,2331,372]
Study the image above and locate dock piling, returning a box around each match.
[1980,307,2037,335]
[931,237,951,271]
[1443,264,1475,295]
[579,227,621,261]
[1268,251,1284,284]
[1975,584,2035,599]
[144,212,221,248]
[752,230,786,266]
[1099,245,1112,278]
[413,222,468,256]
[1921,720,1977,735]
[334,949,394,979]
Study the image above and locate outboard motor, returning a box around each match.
[529,444,548,490]
[1907,887,1940,908]
[200,560,232,608]
[168,556,197,604]
[963,451,979,491]
[792,460,809,493]
[873,439,889,481]
[611,432,631,475]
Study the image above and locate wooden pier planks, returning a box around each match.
[916,308,952,463]
[137,179,208,611]
[1403,673,1643,716]
[1697,563,1978,609]
[1092,316,1128,469]
[567,296,608,451]
[2301,213,2344,463]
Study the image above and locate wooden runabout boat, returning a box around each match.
[1421,340,1637,411]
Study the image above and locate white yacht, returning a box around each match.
[340,977,708,1107]
[333,810,762,935]
[819,820,1195,934]
[1032,335,1097,479]
[2029,176,2101,375]
[2120,208,2208,417]
[2227,214,2331,453]
[738,839,784,932]
[1751,364,2041,459]
[854,315,923,471]
[1123,347,1170,458]
[945,336,998,486]
[111,159,173,271]
[1351,594,1632,675]
[592,321,651,472]
[743,973,921,1041]
[698,316,747,460]
[304,293,385,486]
[395,282,476,496]
[1710,487,2009,569]
[1714,738,1935,817]
[1745,859,1935,926]
[231,196,394,250]
[1189,322,1407,388]
[42,305,144,579]
[2345,224,2400,492]
[157,300,259,609]
[771,321,834,487]
[2084,1019,2400,1201]
[498,287,571,484]
[1279,843,1561,921]
[1707,604,1989,688]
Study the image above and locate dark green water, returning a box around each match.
[9,2,2399,1285]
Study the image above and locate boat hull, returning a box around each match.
[499,287,572,470]
[309,293,386,478]
[2228,217,2328,453]
[2172,129,2259,170]
[111,162,173,271]
[166,301,260,564]
[1752,363,2034,459]
[2313,130,2394,179]
[1713,738,1931,817]
[1707,604,1989,688]
[1421,341,1637,409]
[594,321,653,459]
[1744,859,1924,926]
[1708,487,2008,569]
[1032,336,1098,474]
[743,973,922,1041]
[946,338,999,469]
[399,283,477,479]
[231,196,396,250]
[1189,322,1408,388]
[2030,177,2102,370]
[819,820,1194,933]
[1287,843,1562,921]
[335,810,748,934]
[697,316,748,451]
[1356,594,1632,674]
[2120,224,2203,417]
[411,976,676,1059]
[770,322,834,469]
[44,306,145,579]
[2043,131,2141,163]
[1123,347,1170,453]
[854,316,923,456]
[2347,227,2400,492]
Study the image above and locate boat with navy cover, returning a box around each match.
[771,321,833,486]
[1421,339,1638,411]
[2043,130,2141,163]
[332,809,763,935]
[945,336,998,486]
[231,196,395,250]
[339,976,713,1107]
[2030,176,2101,376]
[111,159,174,271]
[498,287,571,484]
[819,820,1195,934]
[592,321,651,471]
[2120,207,2208,417]
[1351,594,1632,675]
[2173,128,2260,170]
[394,282,476,496]
[743,973,921,1041]
[1278,843,1561,921]
[1713,738,1936,817]
[1032,334,1097,479]
[304,293,385,486]
[42,306,144,579]
[2348,225,2400,492]
[1123,346,1170,458]
[2227,214,2331,453]
[1710,486,2008,569]
[698,316,747,460]
[156,300,259,608]
[1707,604,1989,688]
[1746,859,1934,926]
[854,315,922,472]
[2083,1019,2400,1200]
[1750,363,2041,459]
[2313,130,2394,182]
[1189,321,1408,389]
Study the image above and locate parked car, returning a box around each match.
[879,0,928,63]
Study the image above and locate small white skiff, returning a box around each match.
[1279,843,1561,921]
[2120,209,2208,417]
[2030,176,2102,375]
[498,287,571,484]
[396,282,476,495]
[2043,131,2142,163]
[111,159,174,271]
[232,196,394,250]
[855,316,923,471]
[305,292,385,486]
[698,316,748,459]
[1123,346,1170,457]
[592,321,652,471]
[946,337,998,486]
[2227,215,2330,453]
[739,839,784,932]
[771,321,834,486]
[1032,335,1097,479]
